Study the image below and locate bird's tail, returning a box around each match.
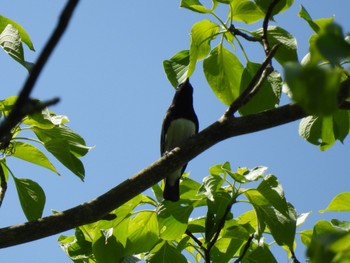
[163,178,180,202]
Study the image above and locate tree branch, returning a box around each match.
[0,0,79,146]
[234,234,255,263]
[0,103,307,248]
[224,44,279,117]
[262,0,281,53]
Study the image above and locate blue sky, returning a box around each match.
[0,0,349,262]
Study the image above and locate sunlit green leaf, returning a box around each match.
[320,192,350,212]
[148,241,187,263]
[0,24,33,70]
[180,0,212,13]
[230,0,265,24]
[163,50,190,88]
[158,202,193,240]
[125,211,159,255]
[298,5,320,33]
[189,19,220,76]
[11,141,59,175]
[13,177,46,221]
[93,231,124,263]
[0,15,34,50]
[203,45,244,105]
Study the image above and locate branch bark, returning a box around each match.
[0,103,307,248]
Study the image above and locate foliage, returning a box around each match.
[0,96,91,220]
[1,0,350,262]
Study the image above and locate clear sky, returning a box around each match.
[0,0,349,262]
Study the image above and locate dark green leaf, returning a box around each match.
[316,23,350,65]
[253,26,298,65]
[299,110,349,150]
[254,0,294,17]
[11,141,59,175]
[203,45,244,105]
[163,50,190,88]
[13,177,46,221]
[206,190,232,242]
[239,62,282,115]
[284,63,341,116]
[33,126,91,157]
[44,139,85,180]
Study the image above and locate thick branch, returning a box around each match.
[0,103,307,248]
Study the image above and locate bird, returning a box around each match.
[160,78,199,202]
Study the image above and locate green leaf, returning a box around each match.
[230,0,265,24]
[188,216,206,233]
[0,15,34,50]
[239,62,282,115]
[180,0,212,13]
[24,108,69,129]
[299,110,349,150]
[92,231,124,263]
[211,237,244,262]
[198,174,224,200]
[11,141,59,175]
[158,202,193,240]
[45,139,85,180]
[33,126,91,157]
[244,176,297,249]
[320,192,350,213]
[13,177,46,221]
[254,0,294,17]
[163,50,190,88]
[58,228,92,261]
[148,241,187,263]
[203,44,244,105]
[253,26,298,65]
[284,63,341,116]
[316,23,350,65]
[179,176,203,200]
[241,240,277,263]
[189,19,220,76]
[0,24,32,70]
[205,190,232,242]
[307,220,350,263]
[125,211,159,255]
[298,5,320,33]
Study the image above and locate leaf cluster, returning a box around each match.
[0,96,91,220]
[59,163,301,263]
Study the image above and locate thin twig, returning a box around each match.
[224,44,280,117]
[185,229,208,262]
[0,164,7,207]
[0,0,79,141]
[229,25,261,42]
[262,0,281,53]
[291,250,300,263]
[234,234,255,263]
